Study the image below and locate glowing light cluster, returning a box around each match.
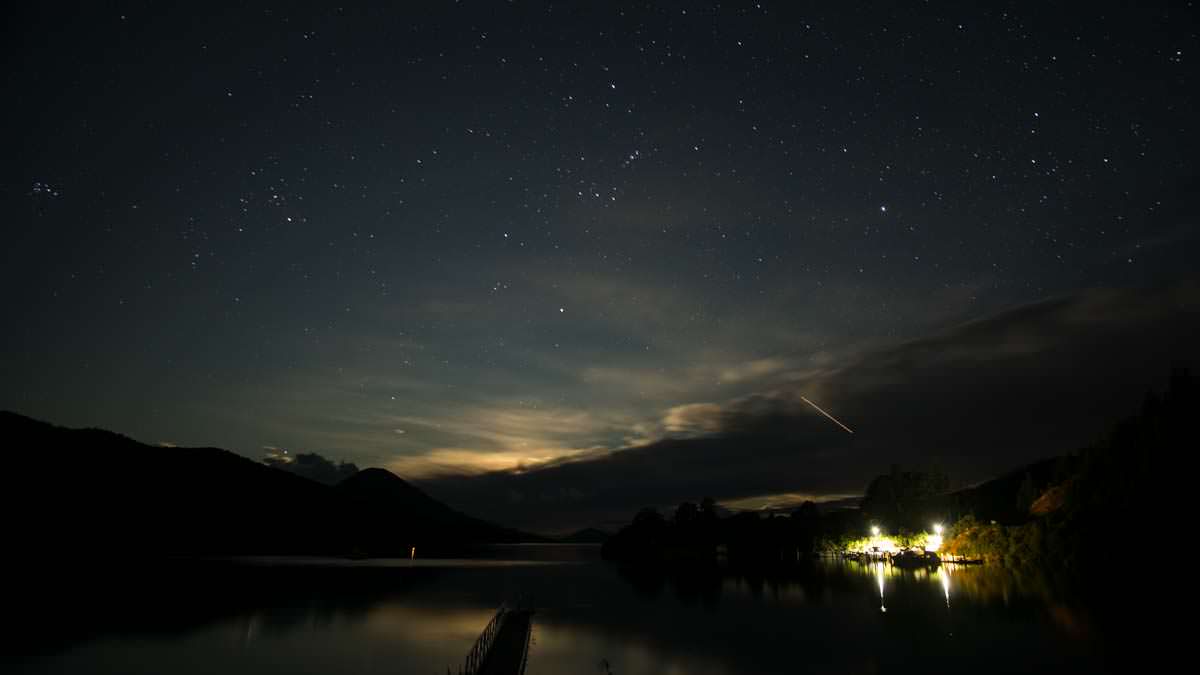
[847,523,945,554]
[874,537,899,553]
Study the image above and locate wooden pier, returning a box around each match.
[447,602,533,675]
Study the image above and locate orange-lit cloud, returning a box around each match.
[660,403,724,436]
[719,491,861,512]
[381,403,628,478]
[389,446,594,478]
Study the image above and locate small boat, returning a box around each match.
[890,549,941,568]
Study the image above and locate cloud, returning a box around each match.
[262,449,361,486]
[387,446,595,479]
[378,403,634,478]
[661,403,725,436]
[416,282,1200,532]
[210,266,866,484]
[581,357,793,398]
[580,366,694,398]
[716,357,791,384]
[719,491,862,512]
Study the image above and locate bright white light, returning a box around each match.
[871,526,880,536]
[934,523,943,534]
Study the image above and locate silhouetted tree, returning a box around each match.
[1016,472,1038,514]
[674,501,698,527]
[862,466,950,529]
[791,500,819,521]
[633,507,664,528]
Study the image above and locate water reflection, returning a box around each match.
[853,560,954,613]
[537,558,1103,674]
[876,562,888,612]
[831,557,1053,609]
[941,565,952,608]
[11,550,1106,675]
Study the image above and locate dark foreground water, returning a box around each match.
[10,545,1112,674]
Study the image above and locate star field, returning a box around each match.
[3,2,1198,526]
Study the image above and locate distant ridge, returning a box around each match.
[557,527,611,543]
[334,467,540,547]
[1,411,542,557]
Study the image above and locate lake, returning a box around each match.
[9,545,1110,674]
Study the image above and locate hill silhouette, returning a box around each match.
[558,527,611,543]
[2,411,539,557]
[856,456,1075,533]
[602,368,1193,575]
[334,467,537,549]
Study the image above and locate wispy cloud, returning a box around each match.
[388,447,594,479]
[660,403,724,436]
[415,282,1200,531]
[719,491,862,512]
[380,403,634,477]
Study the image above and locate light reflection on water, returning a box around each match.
[12,549,1105,675]
[877,561,888,612]
[941,565,952,608]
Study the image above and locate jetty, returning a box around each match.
[447,601,533,675]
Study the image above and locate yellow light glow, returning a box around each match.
[845,527,945,555]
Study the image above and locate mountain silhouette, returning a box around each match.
[334,467,540,550]
[558,527,611,543]
[2,411,540,557]
[336,467,460,511]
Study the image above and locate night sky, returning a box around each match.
[4,3,1198,531]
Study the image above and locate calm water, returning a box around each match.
[11,546,1110,674]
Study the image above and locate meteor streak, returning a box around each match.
[800,396,855,434]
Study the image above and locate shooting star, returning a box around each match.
[800,395,855,434]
